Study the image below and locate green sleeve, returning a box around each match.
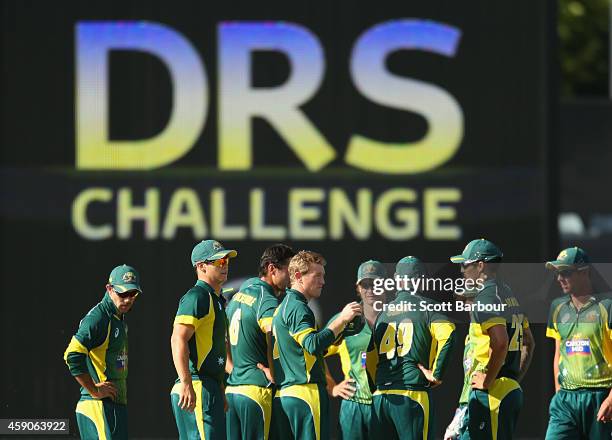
[64,311,107,376]
[289,306,335,356]
[546,300,562,340]
[175,289,209,327]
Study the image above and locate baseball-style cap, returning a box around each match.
[450,238,503,264]
[191,240,237,266]
[546,247,589,270]
[108,264,142,293]
[395,256,426,278]
[356,260,386,284]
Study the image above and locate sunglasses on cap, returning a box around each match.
[113,288,139,299]
[206,256,229,267]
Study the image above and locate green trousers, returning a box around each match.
[460,377,522,440]
[271,383,330,440]
[226,385,273,440]
[170,377,226,439]
[545,388,612,440]
[371,389,433,440]
[75,398,128,440]
[338,399,372,440]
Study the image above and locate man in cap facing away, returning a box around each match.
[170,240,237,439]
[545,247,612,439]
[369,256,457,440]
[64,264,142,439]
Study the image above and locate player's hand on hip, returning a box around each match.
[339,302,362,324]
[470,371,489,390]
[332,378,356,400]
[257,363,275,384]
[596,396,612,422]
[178,381,196,412]
[93,381,118,401]
[417,364,442,388]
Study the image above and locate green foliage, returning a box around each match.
[559,0,609,96]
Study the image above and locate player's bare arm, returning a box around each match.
[324,359,356,399]
[472,324,508,390]
[74,374,118,401]
[552,338,560,393]
[597,389,612,422]
[518,326,535,382]
[171,323,196,412]
[225,338,234,374]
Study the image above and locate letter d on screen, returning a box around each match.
[76,22,207,169]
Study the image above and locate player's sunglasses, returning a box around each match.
[114,289,139,299]
[461,262,476,269]
[359,279,375,290]
[556,268,576,278]
[206,257,229,267]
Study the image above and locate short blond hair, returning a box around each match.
[289,250,326,286]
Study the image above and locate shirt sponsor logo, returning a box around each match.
[565,339,591,355]
[116,352,128,370]
[361,352,367,369]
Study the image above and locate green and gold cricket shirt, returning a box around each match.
[64,293,129,404]
[272,289,336,388]
[174,280,228,383]
[546,294,612,389]
[466,279,528,381]
[371,292,456,391]
[226,277,279,387]
[325,311,376,404]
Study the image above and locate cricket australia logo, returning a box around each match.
[122,272,136,283]
[212,241,223,251]
[558,250,568,260]
[363,263,376,275]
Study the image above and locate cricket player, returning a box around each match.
[271,250,362,440]
[444,295,535,439]
[369,256,457,440]
[324,260,386,439]
[170,240,237,440]
[450,238,532,440]
[545,247,612,439]
[225,244,296,440]
[64,264,142,440]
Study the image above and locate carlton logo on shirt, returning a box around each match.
[565,339,591,355]
[116,351,128,370]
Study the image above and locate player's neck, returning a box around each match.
[198,275,222,294]
[570,290,593,309]
[259,276,279,295]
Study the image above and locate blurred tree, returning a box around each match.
[559,0,609,96]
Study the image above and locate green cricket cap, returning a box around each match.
[356,260,386,284]
[108,264,142,293]
[450,238,503,264]
[395,256,426,278]
[191,240,237,266]
[546,247,589,270]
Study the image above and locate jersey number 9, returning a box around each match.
[379,321,414,359]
